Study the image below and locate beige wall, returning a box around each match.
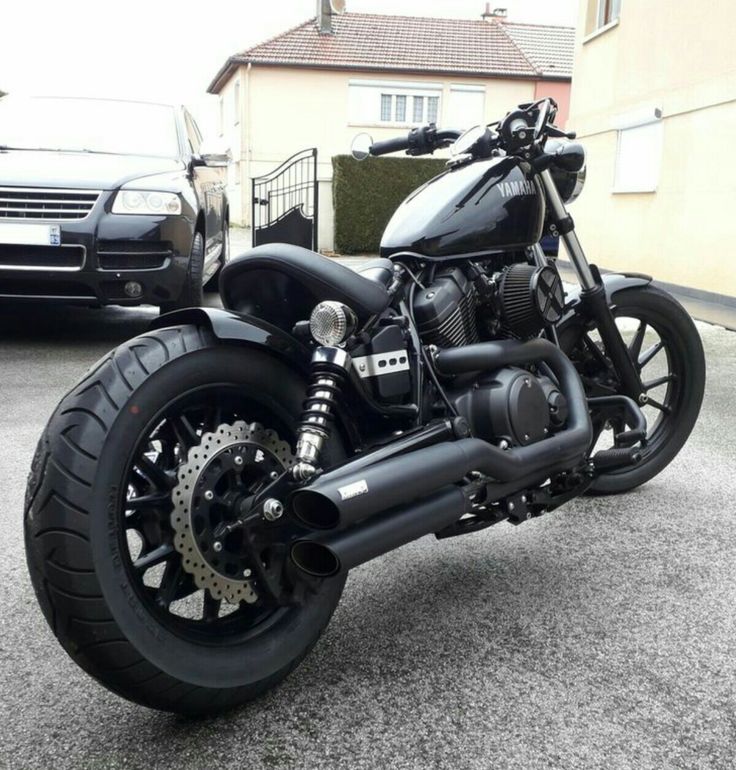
[220,65,538,243]
[568,0,736,297]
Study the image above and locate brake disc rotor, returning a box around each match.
[171,421,294,604]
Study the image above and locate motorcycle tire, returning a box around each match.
[24,324,346,715]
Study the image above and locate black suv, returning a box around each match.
[0,96,229,311]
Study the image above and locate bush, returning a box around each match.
[332,155,446,254]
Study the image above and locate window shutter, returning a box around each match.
[447,87,485,129]
[613,121,664,193]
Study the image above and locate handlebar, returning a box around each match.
[365,98,576,163]
[370,125,463,158]
[369,135,411,157]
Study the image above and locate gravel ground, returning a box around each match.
[1,246,734,769]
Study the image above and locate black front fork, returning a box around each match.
[538,169,645,403]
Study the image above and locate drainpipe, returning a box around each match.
[244,61,252,230]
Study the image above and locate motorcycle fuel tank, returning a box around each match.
[380,156,545,260]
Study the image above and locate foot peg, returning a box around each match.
[591,446,642,472]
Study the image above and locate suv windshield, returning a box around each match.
[0,97,180,158]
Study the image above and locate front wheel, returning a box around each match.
[564,285,705,494]
[24,326,346,714]
[159,231,205,313]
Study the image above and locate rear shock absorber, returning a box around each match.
[292,347,350,481]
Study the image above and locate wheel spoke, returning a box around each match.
[203,592,222,622]
[210,405,223,433]
[638,340,665,369]
[583,334,613,370]
[136,455,176,491]
[628,320,647,361]
[133,542,174,572]
[643,373,676,391]
[156,558,184,608]
[126,492,171,511]
[646,396,672,415]
[169,414,199,451]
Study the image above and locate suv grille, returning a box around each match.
[97,240,173,269]
[0,244,85,270]
[0,187,100,220]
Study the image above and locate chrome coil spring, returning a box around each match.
[292,350,349,480]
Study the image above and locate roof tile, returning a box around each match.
[209,13,574,93]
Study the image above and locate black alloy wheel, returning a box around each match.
[567,285,705,494]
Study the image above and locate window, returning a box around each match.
[395,95,406,122]
[348,80,442,126]
[585,0,621,36]
[234,80,240,125]
[446,86,485,129]
[613,119,663,193]
[379,93,439,124]
[597,0,621,27]
[598,0,621,28]
[381,94,392,121]
[183,110,202,155]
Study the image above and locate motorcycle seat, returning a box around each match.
[355,258,394,288]
[220,244,392,326]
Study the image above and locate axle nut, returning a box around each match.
[263,498,284,522]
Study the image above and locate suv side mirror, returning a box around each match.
[198,138,231,167]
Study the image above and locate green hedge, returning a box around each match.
[332,155,446,254]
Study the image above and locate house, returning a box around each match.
[208,3,574,249]
[567,0,736,301]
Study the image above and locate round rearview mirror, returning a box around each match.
[451,125,486,157]
[351,133,373,161]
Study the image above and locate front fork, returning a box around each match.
[537,169,645,403]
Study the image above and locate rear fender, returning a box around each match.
[150,307,312,373]
[150,307,361,448]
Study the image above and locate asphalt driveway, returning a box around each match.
[1,250,735,769]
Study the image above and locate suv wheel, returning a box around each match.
[204,222,228,293]
[159,231,204,314]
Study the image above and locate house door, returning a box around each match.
[251,148,318,251]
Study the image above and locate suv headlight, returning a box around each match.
[112,190,181,215]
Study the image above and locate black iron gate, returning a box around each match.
[251,148,318,251]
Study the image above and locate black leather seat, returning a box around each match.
[220,244,392,328]
[356,258,394,288]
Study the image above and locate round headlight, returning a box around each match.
[309,301,357,346]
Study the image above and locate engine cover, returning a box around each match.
[413,267,479,348]
[450,368,559,446]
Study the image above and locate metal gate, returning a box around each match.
[251,148,318,251]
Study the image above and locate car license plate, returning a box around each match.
[0,223,61,246]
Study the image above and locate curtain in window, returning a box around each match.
[395,95,407,123]
[380,94,392,122]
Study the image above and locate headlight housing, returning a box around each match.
[309,301,357,346]
[112,190,181,215]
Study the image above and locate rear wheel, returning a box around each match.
[24,326,346,714]
[565,285,705,494]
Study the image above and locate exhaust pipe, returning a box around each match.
[291,338,593,532]
[290,485,468,577]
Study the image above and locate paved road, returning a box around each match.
[1,257,735,768]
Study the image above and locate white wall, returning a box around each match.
[225,65,537,247]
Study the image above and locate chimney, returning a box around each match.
[481,4,507,21]
[317,0,335,35]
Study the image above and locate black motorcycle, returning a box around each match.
[25,98,705,714]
